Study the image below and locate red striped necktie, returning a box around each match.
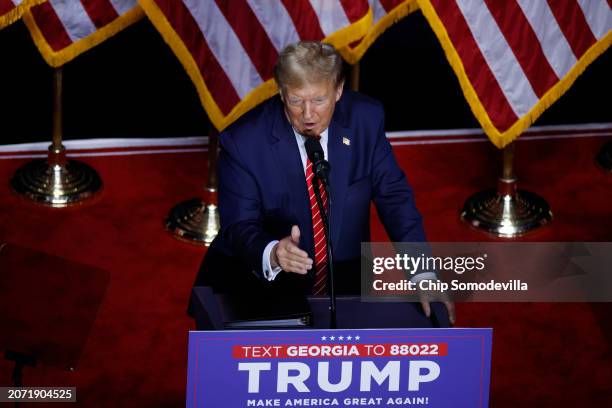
[306,159,328,295]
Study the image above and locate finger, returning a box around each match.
[278,240,302,258]
[444,301,456,325]
[421,300,431,318]
[283,260,309,274]
[278,255,311,271]
[291,225,300,244]
[286,244,311,260]
[286,258,312,271]
[278,246,310,262]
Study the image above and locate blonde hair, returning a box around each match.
[274,41,344,91]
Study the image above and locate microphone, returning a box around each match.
[305,137,331,185]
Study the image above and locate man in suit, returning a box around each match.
[195,41,454,323]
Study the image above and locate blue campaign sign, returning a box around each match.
[187,328,492,408]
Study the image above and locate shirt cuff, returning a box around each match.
[409,272,438,283]
[262,240,282,281]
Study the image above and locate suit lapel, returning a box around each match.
[328,112,352,251]
[270,103,314,256]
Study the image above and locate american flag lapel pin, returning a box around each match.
[342,137,350,146]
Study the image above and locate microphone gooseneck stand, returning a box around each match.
[305,137,337,329]
[312,176,336,329]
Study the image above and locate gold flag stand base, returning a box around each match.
[460,143,552,238]
[11,68,102,207]
[166,128,220,246]
[165,189,219,246]
[595,141,612,173]
[461,182,552,237]
[11,145,102,207]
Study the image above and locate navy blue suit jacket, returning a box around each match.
[197,91,425,294]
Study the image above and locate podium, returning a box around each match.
[190,286,451,330]
[186,319,491,408]
[187,287,491,408]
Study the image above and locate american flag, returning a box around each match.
[0,0,45,29]
[419,0,612,148]
[140,0,383,131]
[23,0,144,67]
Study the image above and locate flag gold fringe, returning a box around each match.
[0,0,46,30]
[139,0,374,131]
[325,7,373,52]
[339,0,420,65]
[23,5,144,67]
[418,0,612,149]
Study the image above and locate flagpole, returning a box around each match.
[460,142,552,237]
[165,127,220,245]
[595,141,612,173]
[11,67,102,206]
[350,61,360,91]
[51,66,64,157]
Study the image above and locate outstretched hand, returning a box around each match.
[418,280,456,325]
[271,225,313,274]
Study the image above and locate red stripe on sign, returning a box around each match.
[380,0,406,13]
[30,2,73,52]
[281,0,325,40]
[214,0,278,80]
[81,0,120,29]
[484,0,559,97]
[431,0,518,131]
[547,0,597,59]
[232,343,449,358]
[154,0,240,115]
[81,0,119,28]
[0,0,15,15]
[339,0,369,23]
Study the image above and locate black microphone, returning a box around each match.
[305,137,331,185]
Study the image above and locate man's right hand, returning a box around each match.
[271,225,313,274]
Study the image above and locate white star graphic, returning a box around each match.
[346,336,352,340]
[330,336,335,341]
[338,336,344,341]
[321,336,327,341]
[355,336,361,341]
